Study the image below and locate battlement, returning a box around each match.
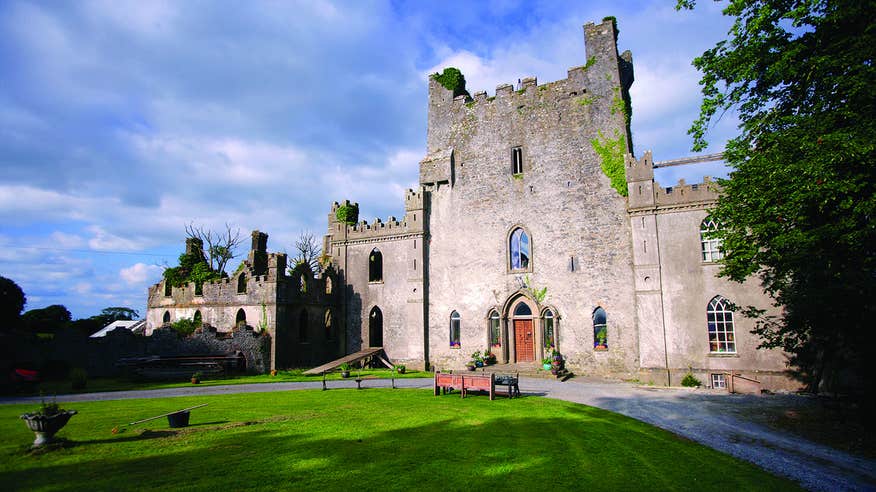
[655,177,719,207]
[327,189,425,244]
[426,18,629,155]
[626,151,655,182]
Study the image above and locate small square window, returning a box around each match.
[711,373,726,389]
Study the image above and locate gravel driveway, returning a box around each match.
[3,377,873,491]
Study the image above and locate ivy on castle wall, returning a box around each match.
[335,203,359,224]
[163,252,220,288]
[591,130,628,197]
[432,67,471,99]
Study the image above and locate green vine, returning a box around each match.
[524,275,548,303]
[432,67,470,98]
[591,130,628,197]
[584,56,597,69]
[578,96,594,107]
[335,203,359,224]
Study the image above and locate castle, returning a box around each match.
[147,19,793,389]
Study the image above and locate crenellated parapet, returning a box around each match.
[327,188,425,245]
[655,177,719,207]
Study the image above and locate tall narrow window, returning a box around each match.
[511,147,523,175]
[369,248,383,282]
[593,307,607,350]
[325,310,333,340]
[700,217,724,262]
[193,310,202,328]
[237,273,247,294]
[489,311,501,347]
[450,311,461,348]
[707,295,736,353]
[299,275,307,294]
[235,309,247,329]
[543,309,556,350]
[299,309,308,342]
[369,306,383,347]
[509,227,531,271]
[325,276,333,295]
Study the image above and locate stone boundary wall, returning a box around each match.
[5,327,271,379]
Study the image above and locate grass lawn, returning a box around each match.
[0,389,799,491]
[23,368,429,396]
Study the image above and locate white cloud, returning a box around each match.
[120,262,163,285]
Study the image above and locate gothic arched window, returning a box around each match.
[450,311,461,348]
[700,217,724,262]
[593,307,607,350]
[369,248,383,282]
[237,273,247,294]
[543,309,556,350]
[707,296,736,353]
[489,310,501,347]
[509,227,531,271]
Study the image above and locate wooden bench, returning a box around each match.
[434,372,495,400]
[494,373,520,398]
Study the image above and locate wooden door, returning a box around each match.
[514,320,534,362]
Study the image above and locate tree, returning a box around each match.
[0,276,26,330]
[99,307,140,322]
[21,305,72,334]
[290,231,322,275]
[185,223,243,276]
[679,0,876,393]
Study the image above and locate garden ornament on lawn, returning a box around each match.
[111,403,208,434]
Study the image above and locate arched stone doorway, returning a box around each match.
[369,306,383,348]
[506,297,536,363]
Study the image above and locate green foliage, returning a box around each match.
[22,304,72,333]
[170,317,198,337]
[590,130,628,196]
[70,368,87,390]
[680,0,876,394]
[611,87,632,129]
[603,15,619,41]
[335,203,359,224]
[577,96,594,107]
[339,362,351,371]
[432,67,470,98]
[163,251,219,289]
[681,373,701,387]
[0,276,26,327]
[584,56,597,69]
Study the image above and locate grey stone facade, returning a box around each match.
[146,231,343,370]
[323,18,793,389]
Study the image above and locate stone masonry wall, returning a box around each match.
[423,19,639,374]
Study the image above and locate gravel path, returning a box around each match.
[3,377,873,491]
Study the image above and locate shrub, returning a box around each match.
[170,317,198,337]
[70,368,87,390]
[681,373,701,387]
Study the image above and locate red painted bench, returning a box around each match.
[434,372,495,400]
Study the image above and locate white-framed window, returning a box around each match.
[700,217,724,262]
[489,310,501,347]
[707,295,736,353]
[543,309,556,350]
[512,147,523,175]
[593,307,607,350]
[711,373,726,389]
[450,311,461,348]
[509,227,531,271]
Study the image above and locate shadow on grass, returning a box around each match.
[0,401,798,491]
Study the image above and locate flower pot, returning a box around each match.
[167,410,190,428]
[475,361,484,368]
[341,371,350,378]
[466,365,476,372]
[543,363,552,371]
[20,410,77,447]
[191,378,200,384]
[396,367,405,374]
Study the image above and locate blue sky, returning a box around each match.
[0,0,739,319]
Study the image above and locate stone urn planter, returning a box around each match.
[20,410,77,447]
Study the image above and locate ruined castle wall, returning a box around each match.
[423,19,639,374]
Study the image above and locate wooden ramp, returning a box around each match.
[303,347,390,375]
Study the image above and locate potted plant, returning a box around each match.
[270,369,278,377]
[595,328,608,350]
[542,356,552,371]
[191,371,202,384]
[339,362,351,378]
[551,350,564,375]
[483,350,497,365]
[394,364,406,375]
[20,398,77,447]
[465,361,476,372]
[470,350,484,368]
